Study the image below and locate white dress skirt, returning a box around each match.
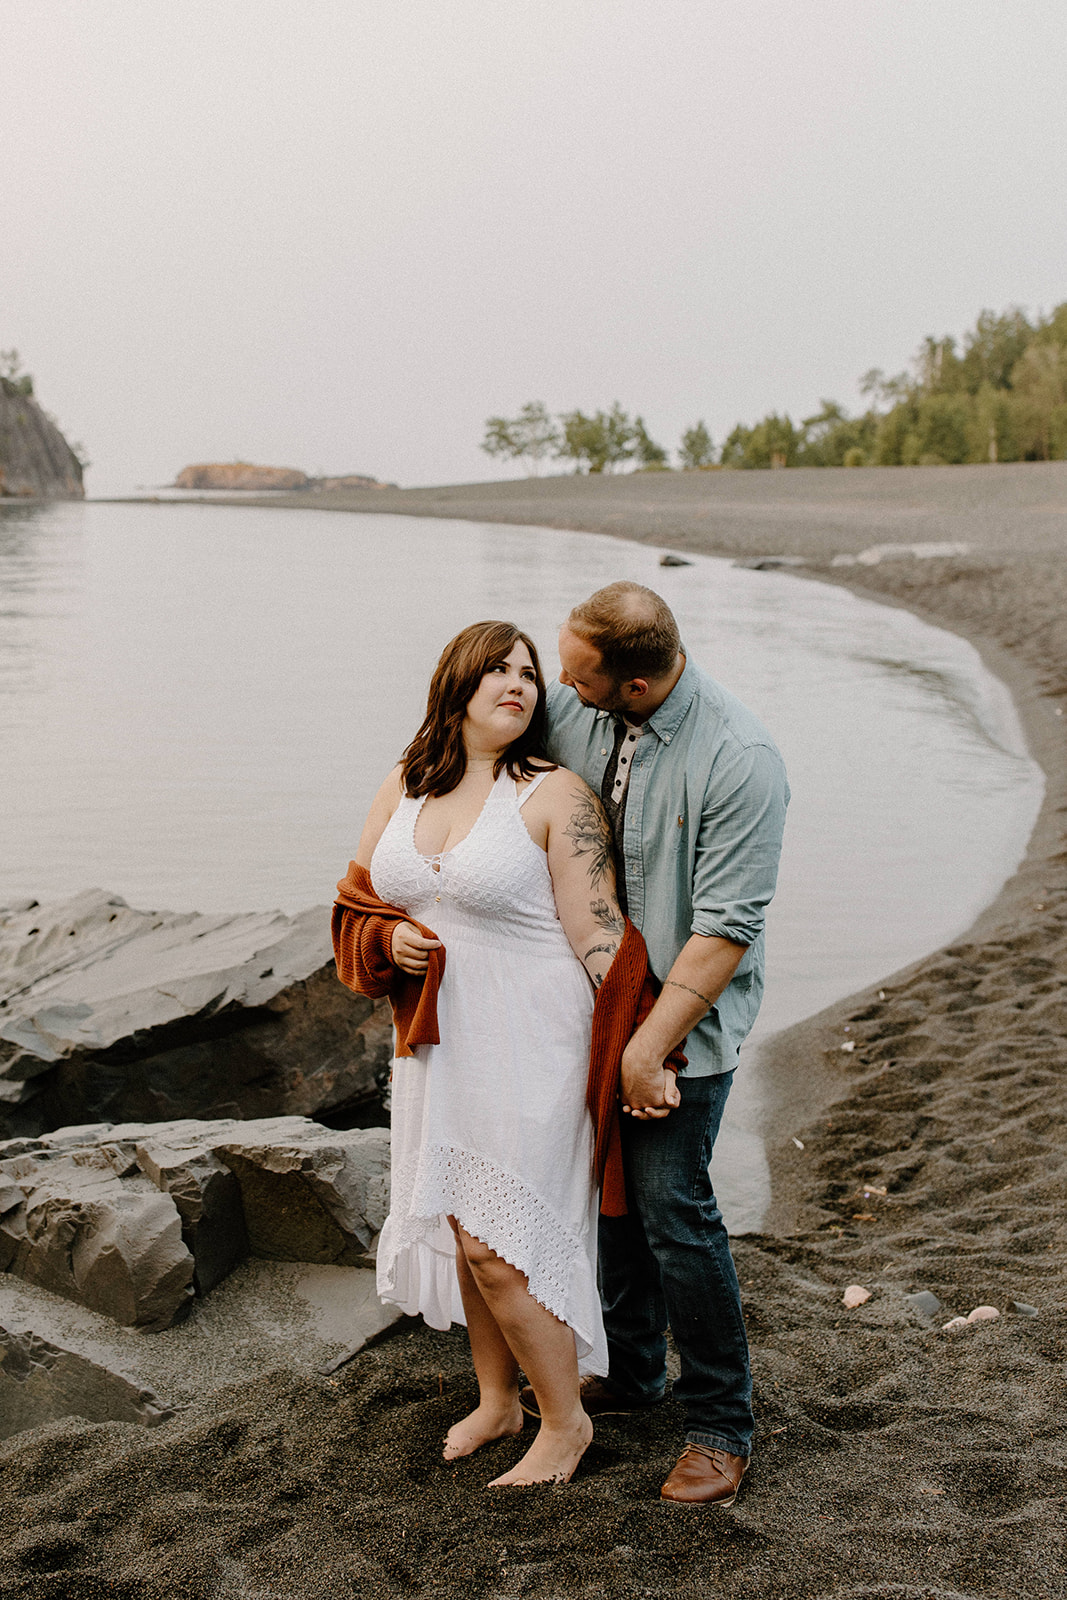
[370,768,608,1373]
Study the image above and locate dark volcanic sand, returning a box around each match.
[6,464,1066,1599]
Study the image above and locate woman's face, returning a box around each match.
[462,641,539,749]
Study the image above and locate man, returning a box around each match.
[541,580,788,1506]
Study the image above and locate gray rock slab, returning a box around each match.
[0,1259,400,1443]
[0,1118,390,1326]
[0,890,392,1137]
[0,1322,172,1440]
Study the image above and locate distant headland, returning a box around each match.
[0,355,85,500]
[173,461,395,492]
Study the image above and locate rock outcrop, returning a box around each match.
[0,1117,390,1329]
[0,890,392,1140]
[174,462,310,490]
[172,463,392,491]
[0,378,84,499]
[311,473,392,491]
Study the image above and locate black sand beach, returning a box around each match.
[3,464,1066,1599]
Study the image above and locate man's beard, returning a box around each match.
[575,686,629,713]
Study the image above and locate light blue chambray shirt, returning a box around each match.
[545,659,789,1077]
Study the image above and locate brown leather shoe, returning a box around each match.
[660,1443,749,1506]
[519,1374,662,1421]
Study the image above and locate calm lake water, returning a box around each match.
[0,500,1044,1224]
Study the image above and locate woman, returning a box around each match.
[335,620,626,1488]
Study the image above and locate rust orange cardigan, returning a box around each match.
[332,861,684,1216]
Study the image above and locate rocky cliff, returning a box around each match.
[0,378,84,499]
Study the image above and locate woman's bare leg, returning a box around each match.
[455,1225,592,1486]
[442,1220,524,1460]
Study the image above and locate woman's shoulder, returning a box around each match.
[377,763,406,805]
[521,764,595,809]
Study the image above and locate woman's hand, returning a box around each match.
[390,921,443,974]
[620,1037,682,1120]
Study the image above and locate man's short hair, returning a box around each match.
[566,581,681,682]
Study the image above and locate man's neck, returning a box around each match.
[623,653,686,722]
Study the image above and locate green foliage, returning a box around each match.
[678,420,714,469]
[480,401,560,474]
[720,412,800,470]
[632,415,669,468]
[480,304,1067,483]
[0,349,34,397]
[723,300,1067,469]
[557,403,636,473]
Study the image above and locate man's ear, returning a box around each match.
[624,678,649,702]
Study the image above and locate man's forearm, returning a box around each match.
[630,933,748,1063]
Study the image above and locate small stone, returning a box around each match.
[967,1305,999,1323]
[942,1316,970,1331]
[905,1290,942,1317]
[1010,1300,1039,1318]
[842,1285,871,1308]
[659,553,692,567]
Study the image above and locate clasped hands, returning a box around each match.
[620,1038,681,1121]
[391,921,443,975]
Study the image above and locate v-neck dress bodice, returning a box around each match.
[370,769,606,1371]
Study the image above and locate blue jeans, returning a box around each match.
[597,1070,753,1457]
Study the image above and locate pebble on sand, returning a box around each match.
[943,1306,1001,1332]
[842,1285,871,1308]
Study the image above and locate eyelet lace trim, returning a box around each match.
[388,1143,585,1324]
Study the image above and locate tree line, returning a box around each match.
[482,302,1067,474]
[481,402,714,474]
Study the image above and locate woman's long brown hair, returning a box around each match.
[401,621,552,798]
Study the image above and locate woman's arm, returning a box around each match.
[541,771,625,989]
[354,765,404,868]
[353,765,441,974]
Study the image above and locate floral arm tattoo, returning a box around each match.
[562,786,624,987]
[590,897,624,935]
[562,788,614,891]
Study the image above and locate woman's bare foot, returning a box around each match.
[488,1413,593,1486]
[443,1397,524,1461]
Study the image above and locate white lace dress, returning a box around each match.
[371,768,607,1373]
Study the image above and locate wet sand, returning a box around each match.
[5,464,1066,1599]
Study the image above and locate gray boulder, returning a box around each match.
[0,889,392,1139]
[0,1144,194,1330]
[0,1117,390,1329]
[0,1323,173,1440]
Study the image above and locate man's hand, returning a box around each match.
[390,922,442,974]
[620,1038,682,1121]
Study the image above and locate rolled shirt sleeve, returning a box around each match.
[690,743,790,949]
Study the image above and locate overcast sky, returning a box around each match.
[4,1,1065,492]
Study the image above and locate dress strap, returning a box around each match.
[516,770,553,809]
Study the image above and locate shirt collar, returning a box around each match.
[595,656,696,747]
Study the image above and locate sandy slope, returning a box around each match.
[4,463,1066,1599]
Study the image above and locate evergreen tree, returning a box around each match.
[678,421,714,468]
